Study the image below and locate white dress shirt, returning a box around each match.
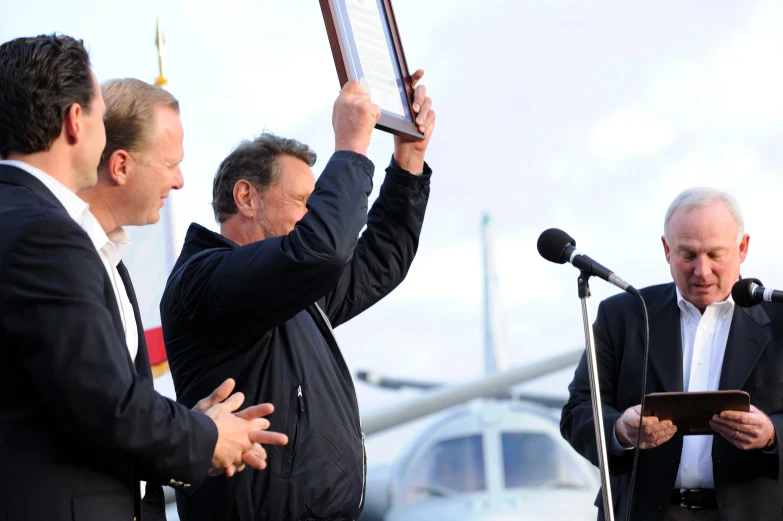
[1,160,139,362]
[674,286,734,489]
[80,211,139,362]
[610,286,734,490]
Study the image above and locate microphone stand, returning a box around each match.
[578,272,615,521]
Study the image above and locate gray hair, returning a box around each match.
[211,131,316,223]
[663,187,745,244]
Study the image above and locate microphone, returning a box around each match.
[731,278,783,307]
[537,228,640,297]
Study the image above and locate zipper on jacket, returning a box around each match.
[289,384,303,477]
[313,303,367,511]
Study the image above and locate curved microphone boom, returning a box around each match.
[537,228,640,296]
[732,278,783,307]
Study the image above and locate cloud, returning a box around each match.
[589,107,676,164]
[179,0,262,21]
[387,230,565,310]
[586,0,783,167]
[657,0,783,131]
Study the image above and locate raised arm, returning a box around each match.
[171,150,375,332]
[321,158,431,326]
[322,69,437,326]
[169,79,384,332]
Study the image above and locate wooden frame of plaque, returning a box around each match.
[319,0,425,140]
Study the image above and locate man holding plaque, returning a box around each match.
[161,75,435,521]
[561,187,783,521]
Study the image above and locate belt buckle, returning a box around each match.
[679,489,702,510]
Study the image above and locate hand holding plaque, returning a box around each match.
[392,68,435,173]
[333,79,381,155]
[320,0,426,140]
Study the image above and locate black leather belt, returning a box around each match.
[670,488,717,509]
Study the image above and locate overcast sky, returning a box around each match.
[3,0,782,463]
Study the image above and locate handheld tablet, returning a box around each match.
[642,390,750,435]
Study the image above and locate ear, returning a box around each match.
[661,235,671,264]
[233,180,256,218]
[63,103,84,145]
[107,149,133,186]
[738,234,750,263]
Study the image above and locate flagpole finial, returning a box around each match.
[154,16,168,87]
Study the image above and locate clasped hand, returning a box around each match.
[194,378,288,477]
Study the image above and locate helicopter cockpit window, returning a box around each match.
[502,432,592,489]
[404,435,486,503]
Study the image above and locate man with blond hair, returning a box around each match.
[561,187,783,521]
[78,77,288,517]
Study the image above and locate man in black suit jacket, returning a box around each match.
[0,34,280,521]
[561,187,783,521]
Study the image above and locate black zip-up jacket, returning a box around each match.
[161,151,431,521]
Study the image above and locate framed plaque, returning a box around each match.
[319,0,425,140]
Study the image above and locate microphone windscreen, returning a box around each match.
[731,278,763,308]
[537,228,576,264]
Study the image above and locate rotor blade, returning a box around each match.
[362,348,583,435]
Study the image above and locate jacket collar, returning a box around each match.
[117,261,152,378]
[174,222,238,272]
[0,162,89,222]
[719,303,770,391]
[0,163,65,210]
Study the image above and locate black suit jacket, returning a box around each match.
[0,165,217,521]
[118,262,178,521]
[561,282,783,521]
